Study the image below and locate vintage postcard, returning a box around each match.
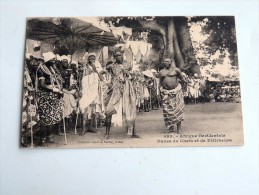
[21,16,243,148]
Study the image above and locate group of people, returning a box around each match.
[21,49,186,147]
[182,74,241,104]
[183,73,207,104]
[207,84,241,103]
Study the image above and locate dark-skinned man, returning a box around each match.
[104,49,139,139]
[159,58,185,134]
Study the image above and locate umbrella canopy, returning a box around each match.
[26,17,118,53]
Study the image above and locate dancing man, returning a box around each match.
[104,49,139,139]
[159,58,185,134]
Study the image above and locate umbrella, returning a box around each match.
[26,17,118,53]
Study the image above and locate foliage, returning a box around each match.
[190,16,238,66]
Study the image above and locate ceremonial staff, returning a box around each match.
[149,86,152,110]
[74,63,83,135]
[28,96,34,148]
[51,66,67,145]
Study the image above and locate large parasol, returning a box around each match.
[26,17,118,54]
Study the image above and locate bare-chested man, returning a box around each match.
[159,58,185,133]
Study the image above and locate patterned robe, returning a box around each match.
[36,63,64,126]
[160,84,184,130]
[105,62,137,134]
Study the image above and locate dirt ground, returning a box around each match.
[38,102,243,148]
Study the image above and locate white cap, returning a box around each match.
[56,54,61,61]
[33,41,41,48]
[88,52,96,58]
[150,69,157,73]
[42,52,56,63]
[59,55,71,62]
[25,53,33,60]
[71,61,78,66]
[82,52,96,60]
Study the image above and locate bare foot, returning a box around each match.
[164,126,174,133]
[131,134,140,138]
[81,129,86,136]
[176,129,183,134]
[104,134,109,139]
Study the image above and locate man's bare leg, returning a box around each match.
[65,118,69,133]
[81,114,87,136]
[176,122,182,134]
[131,121,140,138]
[55,122,62,136]
[105,115,112,139]
[86,115,96,133]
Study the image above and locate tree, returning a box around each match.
[101,16,238,75]
[190,16,238,67]
[101,16,200,73]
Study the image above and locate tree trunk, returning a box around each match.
[166,18,185,69]
[166,19,174,57]
[138,17,199,73]
[174,17,200,74]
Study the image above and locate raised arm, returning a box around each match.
[89,63,104,82]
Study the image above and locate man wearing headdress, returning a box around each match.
[159,57,185,134]
[104,49,139,139]
[79,53,105,135]
[36,52,64,144]
[57,55,77,132]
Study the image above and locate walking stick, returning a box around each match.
[74,102,79,135]
[149,87,152,110]
[74,68,82,135]
[62,105,67,145]
[51,66,68,145]
[29,97,34,148]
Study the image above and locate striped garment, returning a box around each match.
[161,84,184,130]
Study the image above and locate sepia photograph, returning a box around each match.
[21,16,243,148]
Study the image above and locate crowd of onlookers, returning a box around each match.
[182,73,241,104]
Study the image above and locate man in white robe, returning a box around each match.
[79,53,104,135]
